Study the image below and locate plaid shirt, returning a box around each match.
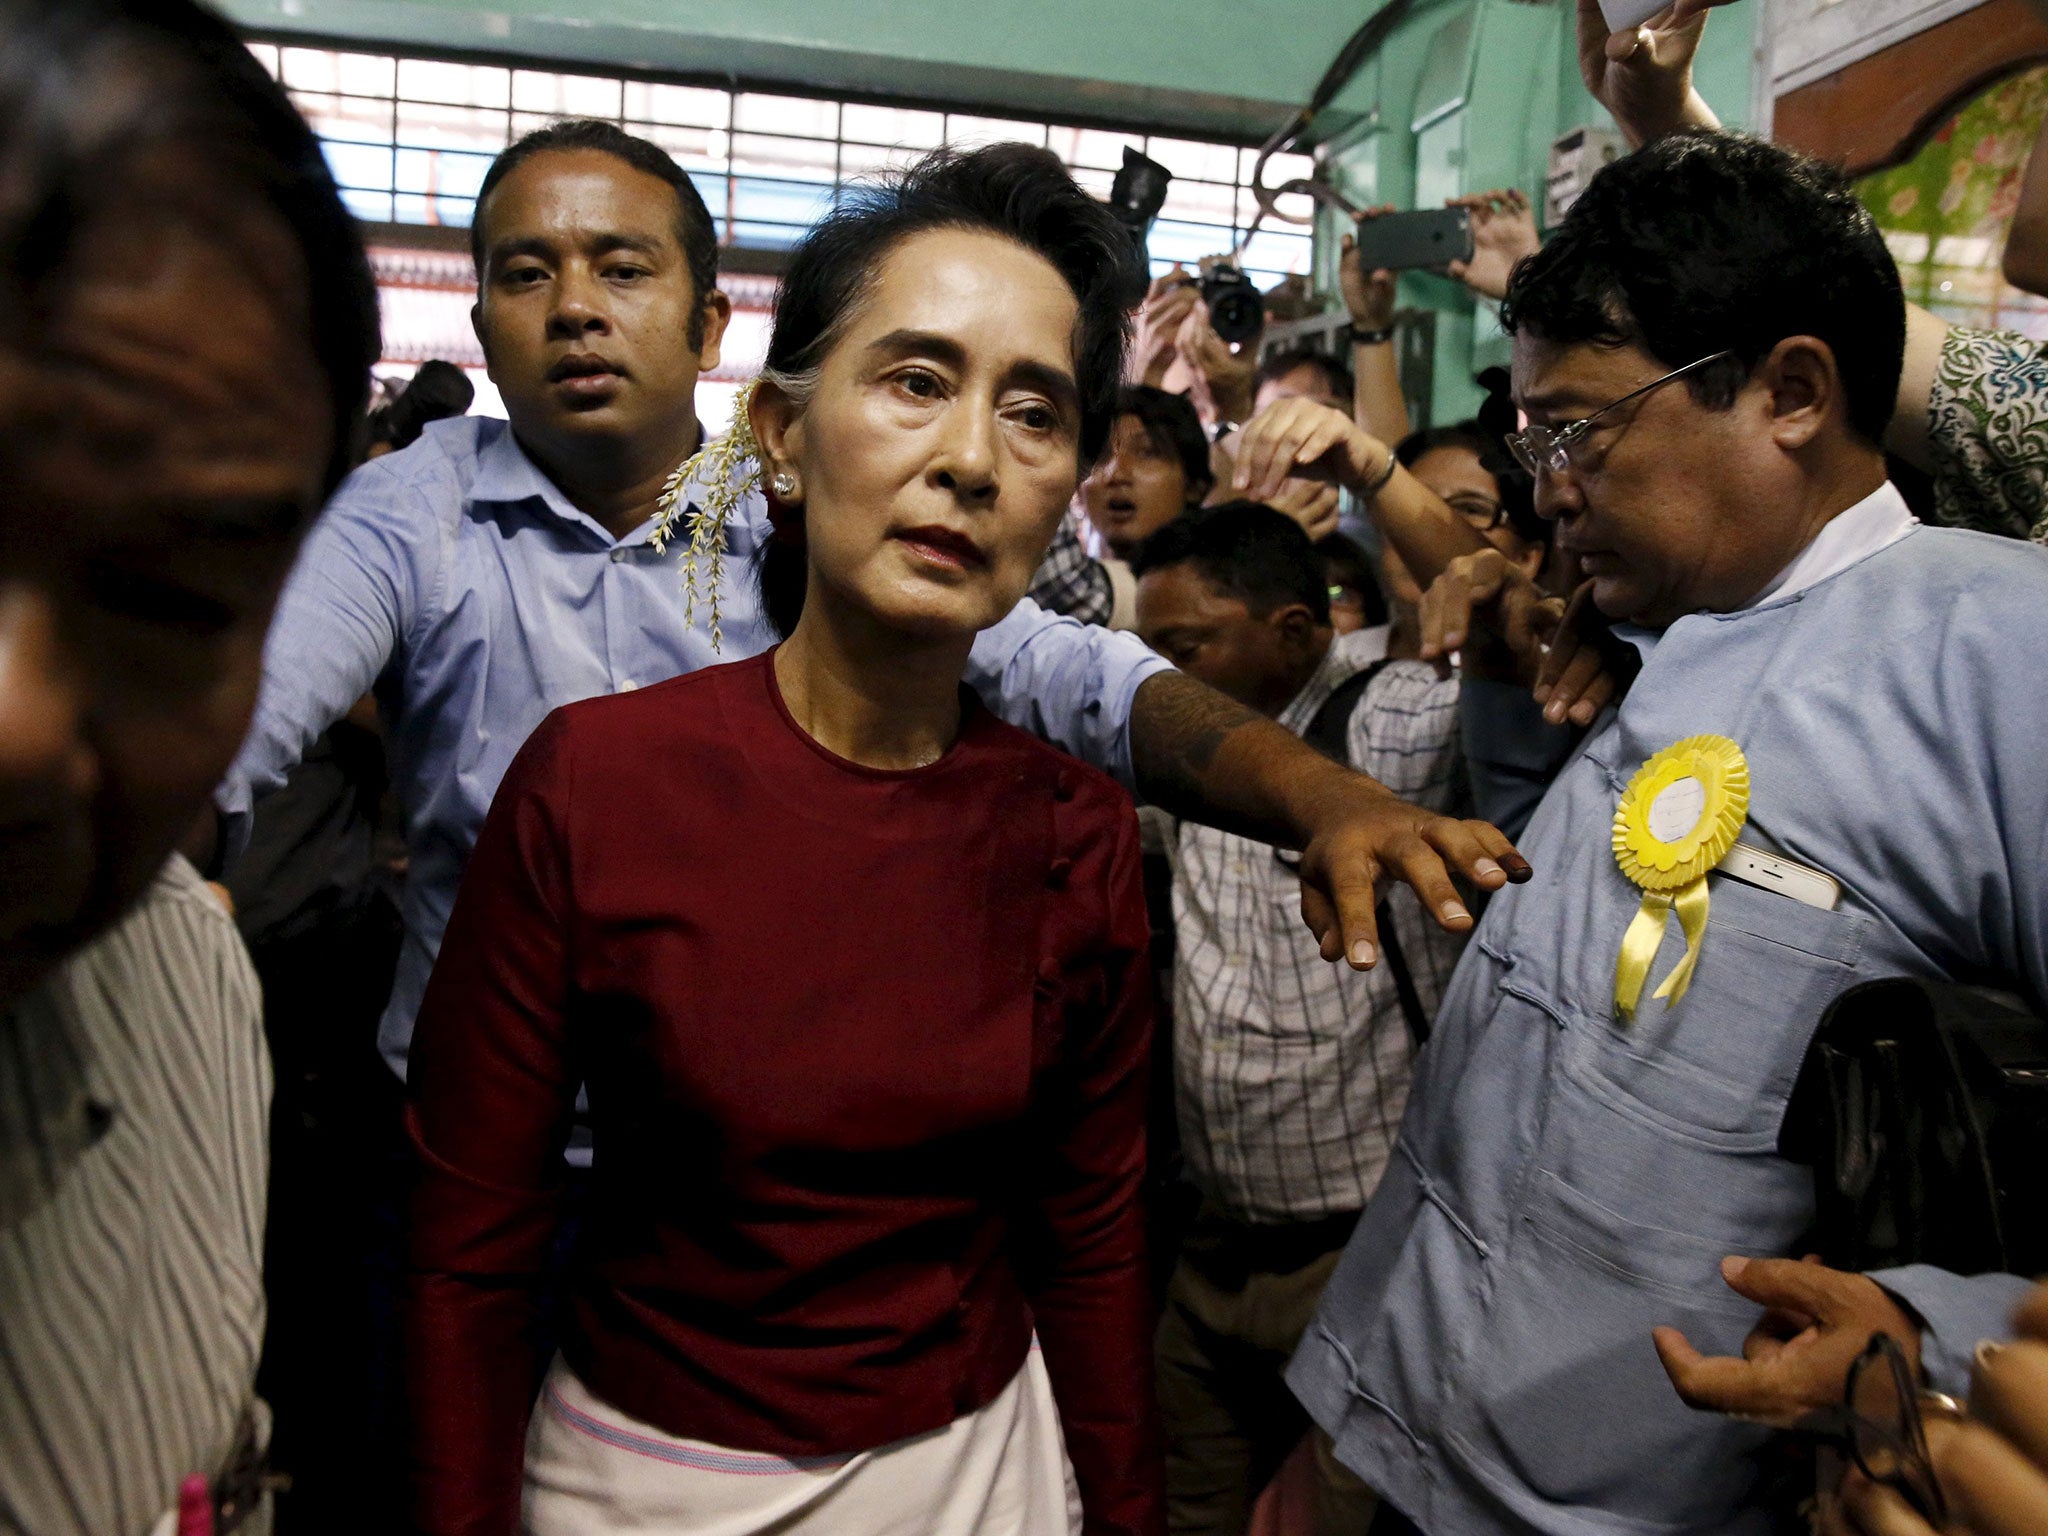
[1171,628,1468,1222]
[1027,510,1114,626]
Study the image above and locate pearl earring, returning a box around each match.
[771,471,798,500]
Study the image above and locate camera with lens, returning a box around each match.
[1105,147,1266,343]
[1197,261,1264,346]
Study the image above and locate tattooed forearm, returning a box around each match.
[1129,671,1250,799]
[1129,670,1356,839]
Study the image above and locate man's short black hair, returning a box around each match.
[1258,344,1355,408]
[1129,500,1331,626]
[472,119,720,346]
[0,0,380,495]
[1501,129,1904,446]
[1120,383,1212,495]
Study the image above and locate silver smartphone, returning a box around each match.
[1717,841,1842,912]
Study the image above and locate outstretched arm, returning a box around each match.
[213,459,430,863]
[1128,671,1527,968]
[966,593,1530,972]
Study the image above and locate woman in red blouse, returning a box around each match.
[405,143,1160,1536]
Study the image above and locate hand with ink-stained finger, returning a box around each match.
[1292,775,1532,966]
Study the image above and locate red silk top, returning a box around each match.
[404,649,1160,1536]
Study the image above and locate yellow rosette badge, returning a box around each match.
[1611,735,1750,1022]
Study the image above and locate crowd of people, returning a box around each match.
[5,0,2048,1535]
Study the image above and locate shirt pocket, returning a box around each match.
[1560,874,1871,1148]
[1449,1152,1792,1529]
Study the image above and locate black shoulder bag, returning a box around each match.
[1779,977,2048,1277]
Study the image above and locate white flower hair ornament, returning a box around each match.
[649,377,766,651]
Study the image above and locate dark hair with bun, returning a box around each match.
[755,142,1136,638]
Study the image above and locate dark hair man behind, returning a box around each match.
[1132,502,1467,1534]
[1290,128,2048,1536]
[1502,128,1904,446]
[471,116,721,349]
[0,0,378,1531]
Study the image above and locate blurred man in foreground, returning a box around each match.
[0,1,378,1530]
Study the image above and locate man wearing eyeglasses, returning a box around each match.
[1284,129,2048,1536]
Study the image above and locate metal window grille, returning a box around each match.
[245,40,1315,288]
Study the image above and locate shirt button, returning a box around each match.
[609,546,629,562]
[617,679,638,692]
[1225,952,1245,967]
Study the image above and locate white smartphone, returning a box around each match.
[1717,841,1842,912]
[1597,0,1673,33]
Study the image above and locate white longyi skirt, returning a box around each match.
[522,1347,1082,1536]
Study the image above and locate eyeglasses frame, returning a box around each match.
[1504,349,1738,478]
[1794,1331,1953,1527]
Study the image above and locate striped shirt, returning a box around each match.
[0,856,271,1536]
[1171,628,1467,1222]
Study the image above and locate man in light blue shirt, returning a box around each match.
[1288,131,2048,1535]
[220,121,1526,1085]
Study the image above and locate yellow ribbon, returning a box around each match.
[1613,892,1671,1021]
[1613,881,1714,1020]
[1611,736,1749,1023]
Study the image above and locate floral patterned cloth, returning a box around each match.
[1928,323,2048,541]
